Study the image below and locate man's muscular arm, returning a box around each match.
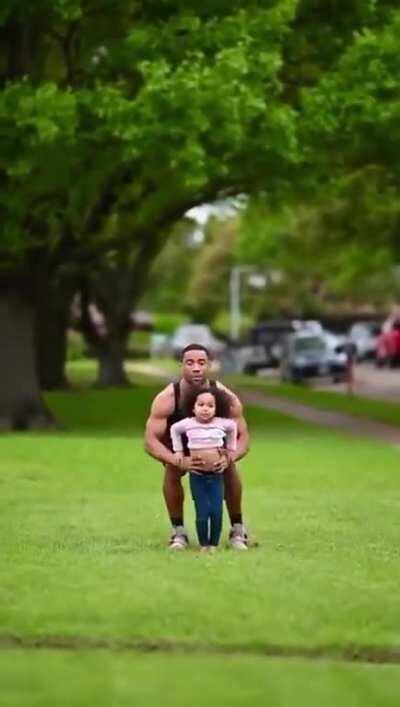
[228,395,249,462]
[144,388,204,470]
[217,383,250,463]
[144,389,177,466]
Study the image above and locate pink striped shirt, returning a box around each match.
[170,417,237,452]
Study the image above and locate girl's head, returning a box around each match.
[184,386,232,422]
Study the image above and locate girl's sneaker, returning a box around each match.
[199,546,210,553]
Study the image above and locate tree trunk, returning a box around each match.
[0,292,55,430]
[37,317,69,390]
[35,280,75,390]
[96,339,131,388]
[80,265,134,388]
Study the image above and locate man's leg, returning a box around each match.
[224,462,242,524]
[224,463,248,550]
[163,463,188,549]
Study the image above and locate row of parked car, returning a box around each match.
[349,319,400,367]
[232,321,348,383]
[151,318,400,383]
[236,318,400,382]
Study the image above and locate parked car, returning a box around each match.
[219,345,267,375]
[348,322,381,360]
[246,320,297,371]
[280,332,347,383]
[321,330,348,356]
[375,320,400,367]
[170,324,225,359]
[232,320,325,375]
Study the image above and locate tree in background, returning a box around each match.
[235,5,400,319]
[237,185,400,320]
[300,7,400,309]
[1,0,300,425]
[0,0,136,423]
[3,0,399,427]
[184,217,237,325]
[75,1,300,385]
[141,218,200,315]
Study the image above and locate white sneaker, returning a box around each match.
[169,526,189,550]
[229,523,248,550]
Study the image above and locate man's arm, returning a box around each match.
[144,389,177,466]
[229,396,249,462]
[217,383,250,462]
[144,391,204,470]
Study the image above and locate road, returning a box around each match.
[314,362,400,402]
[258,362,400,402]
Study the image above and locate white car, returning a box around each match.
[348,322,380,360]
[280,331,347,383]
[170,324,225,359]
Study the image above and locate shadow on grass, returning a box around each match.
[1,635,400,665]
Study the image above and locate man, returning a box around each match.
[144,343,250,550]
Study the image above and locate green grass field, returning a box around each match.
[225,374,400,427]
[1,379,399,705]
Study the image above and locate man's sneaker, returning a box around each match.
[229,523,248,550]
[169,526,189,550]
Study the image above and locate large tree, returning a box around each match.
[1,0,300,424]
[3,0,396,426]
[0,0,134,423]
[235,5,400,316]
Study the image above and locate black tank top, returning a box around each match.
[166,379,217,453]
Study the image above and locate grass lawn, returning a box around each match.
[2,651,400,707]
[97,355,400,427]
[1,378,399,705]
[224,374,400,427]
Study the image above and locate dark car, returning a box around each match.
[245,320,297,373]
[280,332,348,383]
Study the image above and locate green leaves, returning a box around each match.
[302,10,400,172]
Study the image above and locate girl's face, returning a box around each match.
[193,392,216,422]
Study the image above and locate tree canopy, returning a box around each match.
[2,0,400,424]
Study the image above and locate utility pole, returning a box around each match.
[229,266,242,343]
[229,266,267,343]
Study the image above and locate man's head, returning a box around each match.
[181,344,211,386]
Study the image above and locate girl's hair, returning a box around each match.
[183,386,232,419]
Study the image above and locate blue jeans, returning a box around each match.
[189,472,224,547]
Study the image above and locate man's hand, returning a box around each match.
[212,450,231,474]
[176,453,206,472]
[174,452,185,468]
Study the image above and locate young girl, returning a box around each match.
[170,387,237,553]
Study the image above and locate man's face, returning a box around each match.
[181,349,210,386]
